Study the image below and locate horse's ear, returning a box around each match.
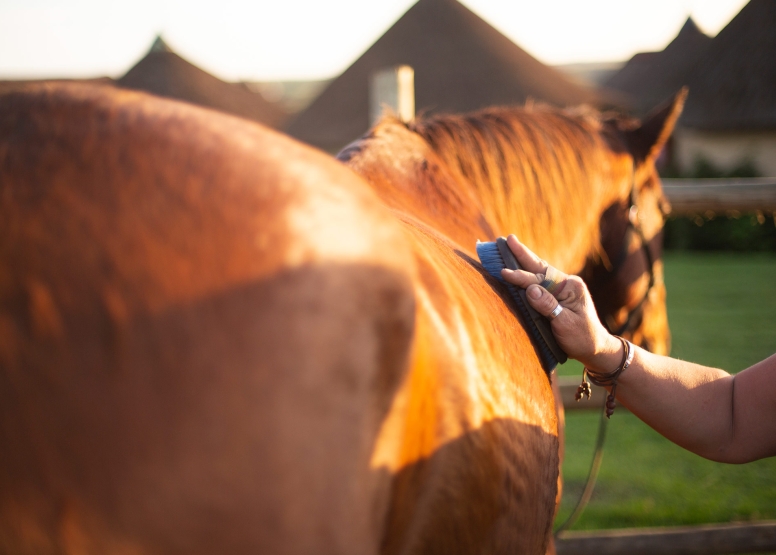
[625,88,688,166]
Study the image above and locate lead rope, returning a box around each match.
[555,166,664,534]
[553,403,609,536]
[555,171,642,536]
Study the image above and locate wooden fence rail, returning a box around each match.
[556,520,776,555]
[662,178,776,215]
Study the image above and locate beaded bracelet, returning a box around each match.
[575,336,635,418]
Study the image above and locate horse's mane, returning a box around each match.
[403,105,627,271]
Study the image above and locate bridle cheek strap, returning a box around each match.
[606,177,658,338]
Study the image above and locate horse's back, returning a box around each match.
[0,85,415,554]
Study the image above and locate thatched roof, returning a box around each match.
[681,0,776,130]
[286,0,612,152]
[605,17,711,116]
[116,37,287,128]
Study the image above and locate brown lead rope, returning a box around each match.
[556,170,651,533]
[554,337,635,535]
[554,403,610,535]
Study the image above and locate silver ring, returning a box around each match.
[540,265,563,294]
[549,304,563,320]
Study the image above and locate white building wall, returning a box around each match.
[674,129,776,177]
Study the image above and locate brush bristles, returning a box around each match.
[476,240,558,372]
[476,241,507,283]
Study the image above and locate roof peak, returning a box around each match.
[150,35,173,54]
[287,0,605,151]
[677,17,704,37]
[662,14,711,54]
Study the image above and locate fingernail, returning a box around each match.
[527,285,542,299]
[501,268,513,276]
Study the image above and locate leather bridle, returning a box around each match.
[603,173,660,338]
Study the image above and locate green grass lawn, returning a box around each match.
[554,252,776,530]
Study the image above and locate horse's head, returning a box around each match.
[584,90,687,356]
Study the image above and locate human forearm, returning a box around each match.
[587,344,736,462]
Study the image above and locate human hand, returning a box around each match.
[499,235,622,371]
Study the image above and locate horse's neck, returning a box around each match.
[471,173,610,273]
[345,118,627,272]
[447,138,624,274]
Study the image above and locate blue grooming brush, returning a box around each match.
[476,237,567,373]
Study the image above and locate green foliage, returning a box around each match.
[660,156,775,252]
[659,155,760,179]
[663,213,776,252]
[690,157,759,179]
[555,252,776,530]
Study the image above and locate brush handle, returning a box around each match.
[496,237,568,366]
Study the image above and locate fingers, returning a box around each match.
[500,267,542,288]
[501,260,571,302]
[505,234,547,274]
[556,275,586,307]
[504,235,571,295]
[524,277,589,323]
[525,285,563,319]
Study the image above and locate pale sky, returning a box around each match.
[0,0,749,81]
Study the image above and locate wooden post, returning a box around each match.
[370,65,414,125]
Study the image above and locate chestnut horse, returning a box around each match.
[0,84,682,555]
